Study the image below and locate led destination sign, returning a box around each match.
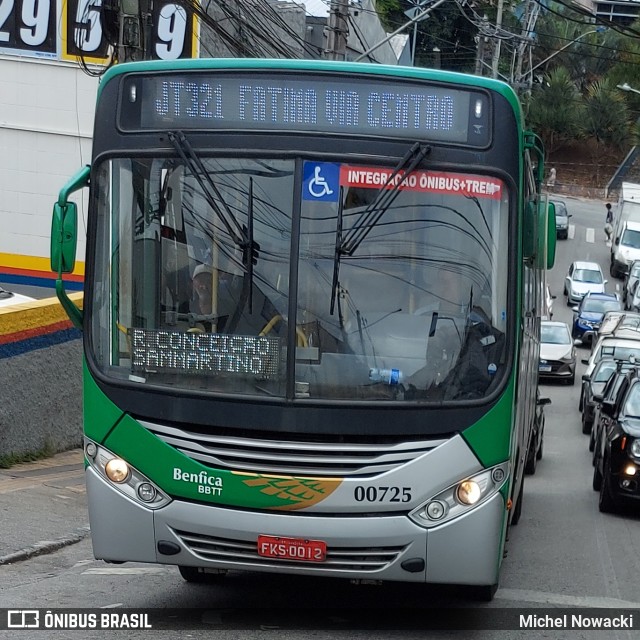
[123,73,490,145]
[130,329,281,378]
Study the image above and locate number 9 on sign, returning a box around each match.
[155,3,187,60]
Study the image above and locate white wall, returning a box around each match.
[0,56,98,267]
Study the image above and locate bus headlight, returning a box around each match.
[410,462,508,529]
[105,458,130,483]
[85,438,171,509]
[457,479,482,505]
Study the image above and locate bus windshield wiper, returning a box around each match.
[330,187,345,315]
[339,142,431,256]
[329,142,430,315]
[167,131,259,272]
[227,178,257,331]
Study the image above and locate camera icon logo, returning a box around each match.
[7,610,40,628]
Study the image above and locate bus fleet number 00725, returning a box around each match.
[354,486,412,502]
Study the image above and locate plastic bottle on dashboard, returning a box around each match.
[369,368,403,385]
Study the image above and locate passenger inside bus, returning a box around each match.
[191,263,214,316]
[189,263,241,333]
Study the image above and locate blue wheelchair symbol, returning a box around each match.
[302,162,340,202]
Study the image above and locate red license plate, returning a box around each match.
[257,535,327,562]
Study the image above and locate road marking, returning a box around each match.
[585,227,595,243]
[569,224,576,240]
[495,588,640,608]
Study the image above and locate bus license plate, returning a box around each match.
[257,535,327,562]
[539,364,552,372]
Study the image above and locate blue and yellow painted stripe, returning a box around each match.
[0,253,84,291]
[0,293,84,359]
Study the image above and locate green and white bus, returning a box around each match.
[51,58,555,600]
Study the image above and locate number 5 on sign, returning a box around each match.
[62,0,110,62]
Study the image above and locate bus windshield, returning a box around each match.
[90,155,509,402]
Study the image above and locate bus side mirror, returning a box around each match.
[51,201,78,274]
[546,202,556,269]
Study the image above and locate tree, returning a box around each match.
[532,9,614,90]
[524,67,584,157]
[581,79,631,183]
[377,0,495,72]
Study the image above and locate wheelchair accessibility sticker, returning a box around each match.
[302,162,340,202]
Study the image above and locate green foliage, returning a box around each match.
[377,0,491,72]
[533,9,616,89]
[374,1,639,166]
[582,79,631,149]
[0,440,58,469]
[525,67,584,155]
[631,121,640,146]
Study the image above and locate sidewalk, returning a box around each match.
[0,449,90,564]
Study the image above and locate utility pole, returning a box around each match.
[474,15,488,76]
[117,0,153,62]
[325,0,349,60]
[491,0,504,79]
[511,0,540,91]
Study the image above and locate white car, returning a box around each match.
[539,321,576,385]
[564,261,607,306]
[0,286,35,308]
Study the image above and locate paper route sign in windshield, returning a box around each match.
[340,165,502,199]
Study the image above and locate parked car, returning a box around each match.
[564,261,607,306]
[571,292,622,345]
[539,321,576,385]
[622,260,640,309]
[592,367,640,512]
[0,286,34,308]
[525,392,551,474]
[551,199,571,240]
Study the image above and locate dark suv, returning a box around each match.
[588,360,638,450]
[592,367,640,512]
[580,359,619,435]
[572,292,622,345]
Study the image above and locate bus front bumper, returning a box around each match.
[86,467,505,586]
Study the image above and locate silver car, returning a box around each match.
[564,260,607,306]
[539,321,576,385]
